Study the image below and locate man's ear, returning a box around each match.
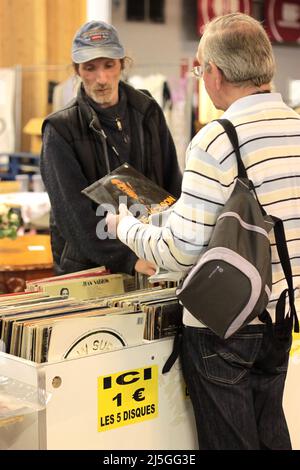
[209,62,223,90]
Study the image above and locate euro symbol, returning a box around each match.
[132,387,145,402]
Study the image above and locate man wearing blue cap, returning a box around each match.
[40,20,181,276]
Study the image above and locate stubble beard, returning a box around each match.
[89,87,113,107]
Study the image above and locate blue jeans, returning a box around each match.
[181,324,292,450]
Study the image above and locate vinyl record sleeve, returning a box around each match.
[82,162,176,220]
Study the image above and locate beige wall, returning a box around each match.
[0,0,86,151]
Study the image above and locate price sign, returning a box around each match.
[97,365,158,432]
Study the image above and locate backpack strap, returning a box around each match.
[162,326,183,374]
[217,119,267,217]
[272,216,299,331]
[216,119,247,179]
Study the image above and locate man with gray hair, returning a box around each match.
[107,13,300,449]
[41,20,181,276]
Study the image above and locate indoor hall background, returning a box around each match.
[1,0,300,154]
[0,0,86,151]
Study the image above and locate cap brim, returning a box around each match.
[72,46,125,63]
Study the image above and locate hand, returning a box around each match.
[106,203,131,237]
[134,259,156,276]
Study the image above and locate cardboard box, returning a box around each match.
[23,118,44,154]
[0,180,21,194]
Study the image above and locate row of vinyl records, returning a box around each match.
[0,267,182,363]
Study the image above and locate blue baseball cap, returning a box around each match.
[72,20,125,64]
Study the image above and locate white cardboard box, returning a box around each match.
[0,339,198,450]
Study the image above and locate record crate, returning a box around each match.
[0,338,198,450]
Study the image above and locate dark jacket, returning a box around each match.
[40,81,182,275]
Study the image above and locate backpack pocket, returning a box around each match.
[177,247,264,339]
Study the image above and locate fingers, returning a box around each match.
[106,212,118,235]
[119,203,130,217]
[134,259,157,276]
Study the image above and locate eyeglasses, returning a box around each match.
[191,65,204,79]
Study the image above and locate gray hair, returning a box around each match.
[199,13,275,87]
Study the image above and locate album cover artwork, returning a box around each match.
[82,163,176,221]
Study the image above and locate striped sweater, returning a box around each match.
[117,93,300,326]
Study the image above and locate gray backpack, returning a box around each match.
[176,119,298,339]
